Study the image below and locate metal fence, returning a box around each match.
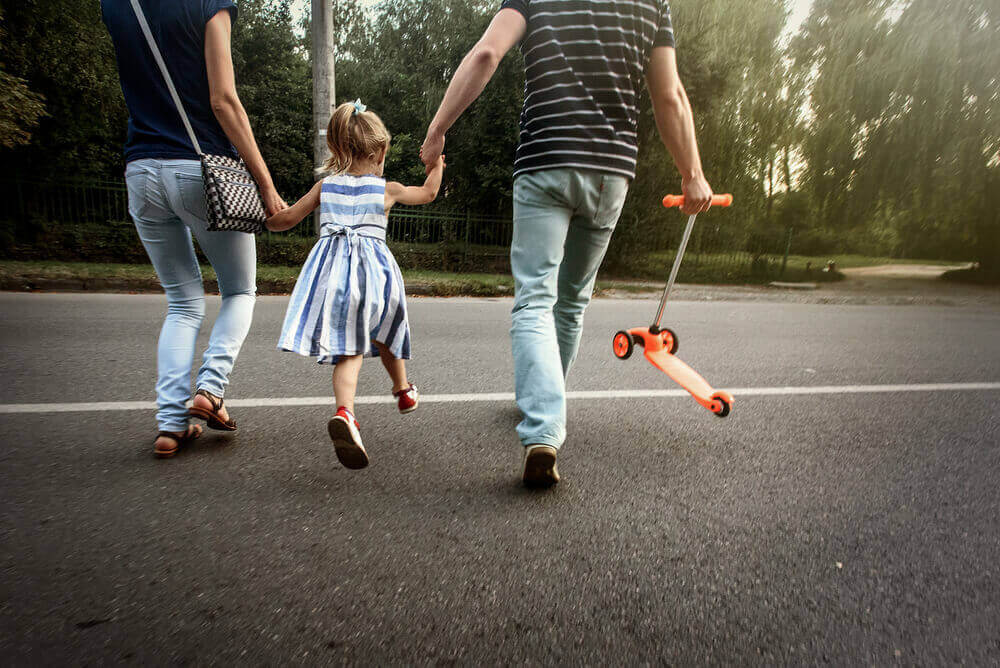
[0,178,793,280]
[0,178,131,226]
[0,177,513,245]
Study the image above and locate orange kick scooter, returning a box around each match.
[612,193,735,417]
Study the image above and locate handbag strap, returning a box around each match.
[127,0,203,156]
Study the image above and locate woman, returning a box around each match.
[102,1,286,457]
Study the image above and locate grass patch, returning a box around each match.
[402,269,514,296]
[0,260,163,280]
[0,260,517,296]
[0,256,966,295]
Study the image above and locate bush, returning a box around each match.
[1,218,148,263]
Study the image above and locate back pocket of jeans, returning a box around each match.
[125,167,151,219]
[176,172,208,222]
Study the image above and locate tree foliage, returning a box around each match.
[0,0,125,177]
[0,7,46,149]
[790,0,999,270]
[0,0,997,270]
[229,0,313,196]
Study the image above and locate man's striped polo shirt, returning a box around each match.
[500,0,675,180]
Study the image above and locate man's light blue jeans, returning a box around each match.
[125,159,256,432]
[511,168,629,449]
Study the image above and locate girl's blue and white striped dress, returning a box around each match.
[278,174,410,365]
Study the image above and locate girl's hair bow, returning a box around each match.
[352,99,367,115]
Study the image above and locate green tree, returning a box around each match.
[0,0,126,179]
[329,0,524,211]
[0,0,314,193]
[0,7,46,149]
[868,0,1000,269]
[790,0,1000,270]
[230,0,313,198]
[608,0,795,267]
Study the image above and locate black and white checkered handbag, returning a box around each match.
[201,154,267,233]
[129,0,266,234]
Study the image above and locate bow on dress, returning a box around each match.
[323,225,362,253]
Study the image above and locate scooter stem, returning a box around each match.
[651,213,698,331]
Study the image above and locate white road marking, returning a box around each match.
[0,382,998,414]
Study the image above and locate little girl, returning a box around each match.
[266,100,444,470]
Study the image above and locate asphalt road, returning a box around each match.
[1,293,999,664]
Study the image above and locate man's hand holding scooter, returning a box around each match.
[679,173,714,216]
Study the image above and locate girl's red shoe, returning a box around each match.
[393,384,419,414]
[327,406,368,469]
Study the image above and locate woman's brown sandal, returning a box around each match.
[188,389,238,431]
[154,424,203,458]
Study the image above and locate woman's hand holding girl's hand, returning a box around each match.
[265,197,291,231]
[261,187,288,218]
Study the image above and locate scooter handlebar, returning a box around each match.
[662,194,733,209]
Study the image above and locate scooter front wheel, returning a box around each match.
[711,393,732,418]
[613,331,634,360]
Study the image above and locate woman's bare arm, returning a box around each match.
[204,10,287,216]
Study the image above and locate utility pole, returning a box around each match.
[311,0,335,232]
[312,0,335,177]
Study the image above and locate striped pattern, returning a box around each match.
[278,175,410,365]
[501,0,675,179]
[319,174,388,241]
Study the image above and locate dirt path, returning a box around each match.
[840,263,970,279]
[599,263,1000,307]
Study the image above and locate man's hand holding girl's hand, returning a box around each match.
[420,127,446,168]
[427,154,446,175]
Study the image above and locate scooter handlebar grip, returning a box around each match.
[662,194,734,208]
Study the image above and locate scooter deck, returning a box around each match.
[625,327,733,416]
[643,348,732,414]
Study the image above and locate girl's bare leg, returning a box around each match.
[374,342,409,392]
[332,354,364,413]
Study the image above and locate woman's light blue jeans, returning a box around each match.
[511,168,629,449]
[125,159,256,432]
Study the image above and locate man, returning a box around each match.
[421,0,713,486]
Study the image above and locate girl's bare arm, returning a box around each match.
[385,156,446,212]
[267,181,323,232]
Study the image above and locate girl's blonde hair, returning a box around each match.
[324,102,391,174]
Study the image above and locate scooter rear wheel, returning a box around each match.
[662,328,679,354]
[613,331,634,360]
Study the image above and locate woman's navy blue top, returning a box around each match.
[101,0,240,164]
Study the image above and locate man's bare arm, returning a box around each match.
[420,8,526,166]
[645,47,713,215]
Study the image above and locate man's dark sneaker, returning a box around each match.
[522,444,560,487]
